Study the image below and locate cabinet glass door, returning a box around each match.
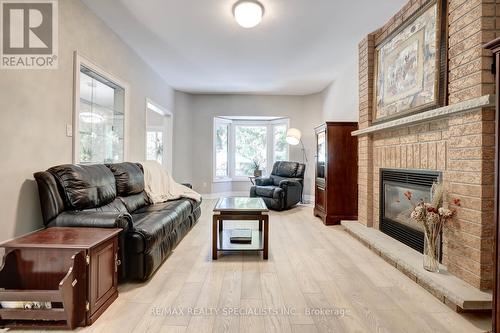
[317,131,326,179]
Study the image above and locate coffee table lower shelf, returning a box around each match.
[217,230,263,251]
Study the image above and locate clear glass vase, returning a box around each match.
[423,232,440,273]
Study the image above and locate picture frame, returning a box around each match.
[373,0,447,123]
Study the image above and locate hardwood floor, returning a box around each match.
[4,199,492,333]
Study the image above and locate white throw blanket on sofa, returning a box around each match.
[141,161,201,204]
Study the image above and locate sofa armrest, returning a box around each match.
[250,185,283,198]
[282,178,303,185]
[250,186,257,197]
[255,177,273,186]
[272,187,284,199]
[279,179,302,188]
[47,211,133,231]
[279,180,303,207]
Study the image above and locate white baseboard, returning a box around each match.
[200,191,249,199]
[303,195,315,203]
[201,192,315,203]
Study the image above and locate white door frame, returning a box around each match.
[145,98,173,173]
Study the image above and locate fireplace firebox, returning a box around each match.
[380,169,441,255]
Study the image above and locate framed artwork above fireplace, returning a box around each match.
[373,0,447,123]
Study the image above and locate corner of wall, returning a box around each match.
[320,60,359,122]
[172,91,195,184]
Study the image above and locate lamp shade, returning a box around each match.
[286,128,301,146]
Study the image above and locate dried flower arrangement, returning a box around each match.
[403,182,455,272]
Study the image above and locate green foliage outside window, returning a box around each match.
[274,125,287,161]
[215,124,229,177]
[235,126,267,176]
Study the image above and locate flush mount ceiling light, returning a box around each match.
[233,0,264,28]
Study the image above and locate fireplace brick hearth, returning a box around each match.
[356,0,498,290]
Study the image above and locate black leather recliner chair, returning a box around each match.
[34,162,201,281]
[250,161,305,211]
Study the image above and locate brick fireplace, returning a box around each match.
[356,0,498,290]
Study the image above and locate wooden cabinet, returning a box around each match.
[313,122,358,225]
[0,227,121,328]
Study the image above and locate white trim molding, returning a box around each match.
[73,51,130,163]
[351,95,495,136]
[145,98,173,173]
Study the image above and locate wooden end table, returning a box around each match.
[212,197,269,260]
[0,227,121,328]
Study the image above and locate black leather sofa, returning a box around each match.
[250,161,305,211]
[34,162,201,281]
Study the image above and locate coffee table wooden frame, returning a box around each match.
[212,210,269,260]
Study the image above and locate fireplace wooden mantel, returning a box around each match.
[351,94,495,136]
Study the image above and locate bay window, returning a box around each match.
[213,117,289,181]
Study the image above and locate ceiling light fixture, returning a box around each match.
[233,0,264,28]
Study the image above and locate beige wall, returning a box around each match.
[189,93,324,197]
[321,58,359,122]
[0,0,185,241]
[173,91,194,183]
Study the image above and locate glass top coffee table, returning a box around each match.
[212,197,269,260]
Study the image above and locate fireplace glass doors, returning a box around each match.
[384,183,429,233]
[380,169,441,254]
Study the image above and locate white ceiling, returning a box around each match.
[83,0,407,95]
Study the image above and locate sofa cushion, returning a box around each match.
[130,199,192,253]
[48,164,116,210]
[120,192,148,213]
[129,213,175,253]
[255,186,277,198]
[134,198,194,216]
[83,198,128,213]
[107,162,144,196]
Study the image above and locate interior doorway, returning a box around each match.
[145,99,173,173]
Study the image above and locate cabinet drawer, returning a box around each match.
[315,186,326,211]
